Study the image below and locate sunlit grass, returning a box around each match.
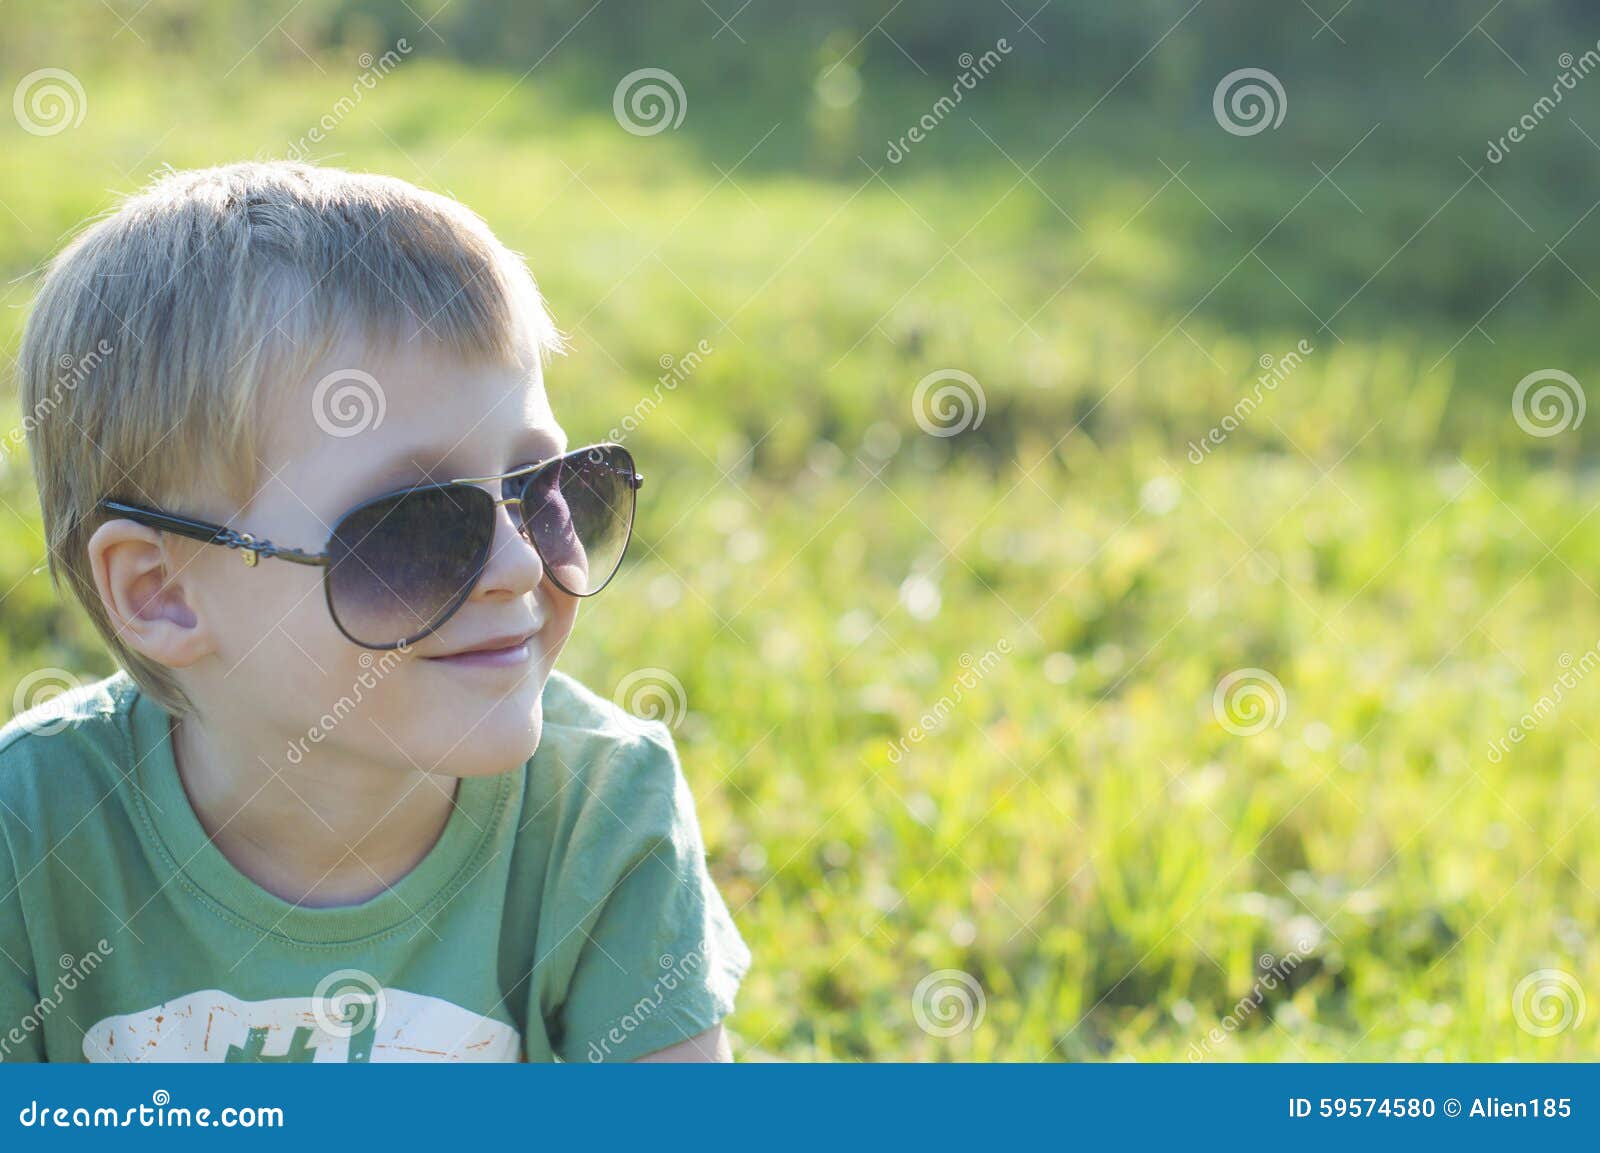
[2,56,1598,1060]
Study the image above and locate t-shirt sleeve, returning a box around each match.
[537,720,751,1062]
[0,821,44,1062]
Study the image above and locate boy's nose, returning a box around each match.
[474,500,546,604]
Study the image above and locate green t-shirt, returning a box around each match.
[0,668,749,1062]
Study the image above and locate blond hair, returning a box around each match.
[16,161,564,716]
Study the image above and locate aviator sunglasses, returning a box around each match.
[96,443,642,650]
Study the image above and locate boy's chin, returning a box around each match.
[416,702,544,779]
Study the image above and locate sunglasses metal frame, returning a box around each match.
[95,443,644,650]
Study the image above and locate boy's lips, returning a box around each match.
[422,629,538,668]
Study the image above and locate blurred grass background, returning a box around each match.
[4,0,1600,1059]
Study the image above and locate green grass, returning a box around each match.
[3,48,1600,1060]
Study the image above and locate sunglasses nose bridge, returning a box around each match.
[493,493,527,532]
[482,490,526,538]
[488,492,545,561]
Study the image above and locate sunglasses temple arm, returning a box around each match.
[96,500,327,567]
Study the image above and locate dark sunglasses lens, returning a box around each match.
[325,485,494,646]
[519,446,636,596]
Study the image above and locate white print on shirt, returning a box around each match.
[82,986,520,1062]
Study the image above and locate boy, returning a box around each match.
[0,162,749,1062]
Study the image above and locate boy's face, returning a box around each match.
[178,336,577,780]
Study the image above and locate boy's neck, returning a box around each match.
[169,713,459,908]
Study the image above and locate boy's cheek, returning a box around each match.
[200,577,350,697]
[198,557,322,645]
[195,570,571,771]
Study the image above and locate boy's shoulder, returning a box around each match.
[529,669,688,843]
[0,665,138,783]
[0,669,140,849]
[537,667,680,777]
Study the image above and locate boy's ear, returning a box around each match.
[87,519,214,668]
